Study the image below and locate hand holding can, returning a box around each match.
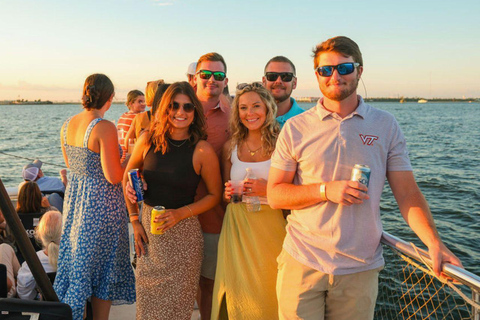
[351,164,370,193]
[151,206,165,235]
[128,169,144,203]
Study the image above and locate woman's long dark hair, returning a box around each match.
[17,181,43,213]
[147,82,206,154]
[81,73,114,110]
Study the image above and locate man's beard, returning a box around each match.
[321,78,359,101]
[271,85,291,103]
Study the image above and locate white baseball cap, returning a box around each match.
[22,159,42,181]
[187,62,197,76]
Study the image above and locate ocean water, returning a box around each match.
[0,102,479,276]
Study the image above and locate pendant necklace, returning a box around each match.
[245,141,262,156]
[168,137,188,148]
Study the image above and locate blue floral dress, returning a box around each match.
[54,117,135,320]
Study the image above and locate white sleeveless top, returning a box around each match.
[230,145,271,205]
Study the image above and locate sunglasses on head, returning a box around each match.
[316,62,360,77]
[171,101,195,113]
[236,82,263,91]
[196,70,227,81]
[264,72,295,82]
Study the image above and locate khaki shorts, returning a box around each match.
[200,232,220,280]
[276,249,382,320]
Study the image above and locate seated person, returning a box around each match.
[17,210,62,300]
[0,210,15,247]
[17,181,55,215]
[0,243,20,298]
[21,159,67,212]
[16,181,56,262]
[0,210,61,300]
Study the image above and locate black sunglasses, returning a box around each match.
[264,72,295,82]
[196,70,227,81]
[316,62,360,77]
[236,82,263,90]
[171,102,195,113]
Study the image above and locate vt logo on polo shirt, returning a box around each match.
[359,134,378,146]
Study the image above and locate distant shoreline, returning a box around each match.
[296,97,480,103]
[1,97,479,106]
[0,101,127,105]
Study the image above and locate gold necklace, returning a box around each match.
[245,141,262,156]
[167,137,188,148]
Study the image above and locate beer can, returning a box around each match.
[151,206,166,235]
[128,169,144,203]
[351,164,371,190]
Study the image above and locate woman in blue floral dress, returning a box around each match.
[55,74,135,320]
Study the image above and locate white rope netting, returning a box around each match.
[375,245,479,320]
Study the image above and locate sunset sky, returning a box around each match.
[1,0,479,102]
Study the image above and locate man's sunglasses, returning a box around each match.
[196,70,226,81]
[171,102,195,113]
[264,72,295,82]
[316,62,360,77]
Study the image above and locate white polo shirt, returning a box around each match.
[270,96,412,275]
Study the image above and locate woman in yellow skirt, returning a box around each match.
[212,83,286,320]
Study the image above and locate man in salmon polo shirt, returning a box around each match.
[267,36,462,320]
[193,52,230,320]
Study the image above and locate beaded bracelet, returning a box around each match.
[129,212,139,222]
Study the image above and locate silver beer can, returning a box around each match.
[351,164,371,189]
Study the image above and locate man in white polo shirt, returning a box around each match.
[267,36,462,320]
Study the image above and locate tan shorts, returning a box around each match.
[276,249,382,320]
[200,232,220,280]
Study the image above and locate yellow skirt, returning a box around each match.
[212,203,286,320]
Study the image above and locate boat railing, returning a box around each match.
[375,231,480,320]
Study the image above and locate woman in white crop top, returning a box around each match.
[211,83,287,320]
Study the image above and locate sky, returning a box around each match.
[1,0,479,102]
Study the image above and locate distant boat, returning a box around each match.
[400,97,405,103]
[418,99,428,103]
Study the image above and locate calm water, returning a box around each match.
[0,102,479,275]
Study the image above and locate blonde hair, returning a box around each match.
[145,79,164,107]
[34,210,62,270]
[146,82,206,154]
[229,83,279,158]
[125,90,144,109]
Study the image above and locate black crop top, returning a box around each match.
[143,139,201,208]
